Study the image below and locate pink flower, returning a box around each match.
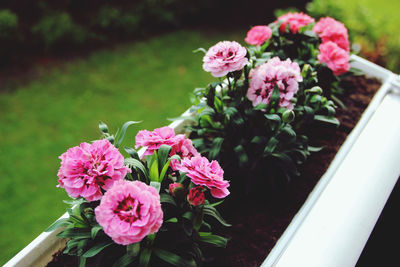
[245,25,272,46]
[203,41,248,77]
[95,180,163,245]
[177,156,230,199]
[135,126,178,157]
[247,57,302,110]
[276,12,315,34]
[169,135,200,170]
[318,41,350,75]
[187,186,205,206]
[135,127,199,170]
[57,139,130,201]
[313,17,350,51]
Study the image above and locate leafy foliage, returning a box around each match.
[47,121,229,267]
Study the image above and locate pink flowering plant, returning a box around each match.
[47,122,230,267]
[187,12,353,195]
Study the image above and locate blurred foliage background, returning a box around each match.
[0,0,398,264]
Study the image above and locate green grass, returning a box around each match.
[0,29,242,264]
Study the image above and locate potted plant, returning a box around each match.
[4,12,400,267]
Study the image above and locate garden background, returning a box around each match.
[0,0,399,264]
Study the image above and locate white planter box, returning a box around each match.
[4,56,400,267]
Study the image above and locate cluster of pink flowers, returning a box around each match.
[202,41,248,77]
[247,57,302,110]
[95,180,163,245]
[177,156,230,199]
[245,25,272,46]
[135,126,199,170]
[57,139,130,201]
[276,12,315,34]
[313,17,350,75]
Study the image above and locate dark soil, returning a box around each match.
[47,75,381,266]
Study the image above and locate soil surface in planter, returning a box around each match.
[47,75,381,267]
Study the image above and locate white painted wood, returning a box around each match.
[264,93,400,267]
[4,56,399,267]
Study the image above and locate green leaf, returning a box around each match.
[154,249,196,267]
[78,256,86,267]
[45,218,70,232]
[208,137,224,159]
[91,225,102,239]
[115,121,141,148]
[159,160,171,183]
[166,217,178,223]
[57,228,91,239]
[124,158,149,178]
[160,193,177,206]
[314,115,340,126]
[254,103,268,110]
[192,47,207,54]
[264,113,281,123]
[82,241,113,258]
[112,253,137,267]
[203,205,231,227]
[124,147,140,160]
[157,145,172,168]
[309,146,323,152]
[270,85,281,106]
[139,248,152,267]
[149,152,159,182]
[198,234,228,248]
[264,137,279,155]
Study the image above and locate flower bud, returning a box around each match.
[305,86,323,94]
[187,186,205,206]
[282,110,295,123]
[301,64,312,77]
[169,183,184,197]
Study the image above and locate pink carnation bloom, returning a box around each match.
[203,41,248,77]
[245,25,272,46]
[318,41,350,75]
[169,134,200,170]
[135,126,178,157]
[177,156,230,199]
[57,139,130,201]
[135,127,199,170]
[247,57,302,110]
[95,180,163,245]
[276,12,315,34]
[313,17,350,51]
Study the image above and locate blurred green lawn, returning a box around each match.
[0,29,242,264]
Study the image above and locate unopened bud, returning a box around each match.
[282,110,295,123]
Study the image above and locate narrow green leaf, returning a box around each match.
[82,241,113,258]
[149,153,159,182]
[309,146,323,152]
[203,206,231,227]
[198,234,228,248]
[314,115,340,126]
[91,225,102,239]
[112,253,137,267]
[139,248,152,267]
[157,145,172,170]
[264,137,279,155]
[264,113,281,122]
[159,160,171,183]
[124,147,140,160]
[115,121,141,148]
[78,256,86,267]
[154,249,196,267]
[124,158,148,177]
[150,181,161,193]
[160,193,177,206]
[45,218,70,232]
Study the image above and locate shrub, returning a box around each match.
[0,9,18,40]
[32,12,87,47]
